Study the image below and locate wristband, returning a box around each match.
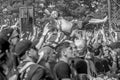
[42,35,46,37]
[42,33,46,36]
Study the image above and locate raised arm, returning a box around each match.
[10,19,20,29]
[36,23,50,50]
[89,16,108,24]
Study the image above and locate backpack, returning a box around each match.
[9,61,54,80]
[23,64,53,80]
[9,62,35,80]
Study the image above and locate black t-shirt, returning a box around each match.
[54,61,71,80]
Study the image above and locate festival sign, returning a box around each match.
[19,6,34,38]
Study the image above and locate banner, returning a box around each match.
[19,7,27,18]
[117,31,120,41]
[19,6,34,38]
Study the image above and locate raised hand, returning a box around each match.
[11,20,20,29]
[103,16,108,22]
[42,23,50,36]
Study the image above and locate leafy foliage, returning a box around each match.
[0,0,120,30]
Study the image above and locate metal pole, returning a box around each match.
[22,0,24,5]
[107,0,112,30]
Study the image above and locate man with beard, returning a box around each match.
[54,42,74,80]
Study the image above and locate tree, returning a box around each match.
[0,0,120,31]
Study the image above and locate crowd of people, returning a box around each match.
[0,10,120,80]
